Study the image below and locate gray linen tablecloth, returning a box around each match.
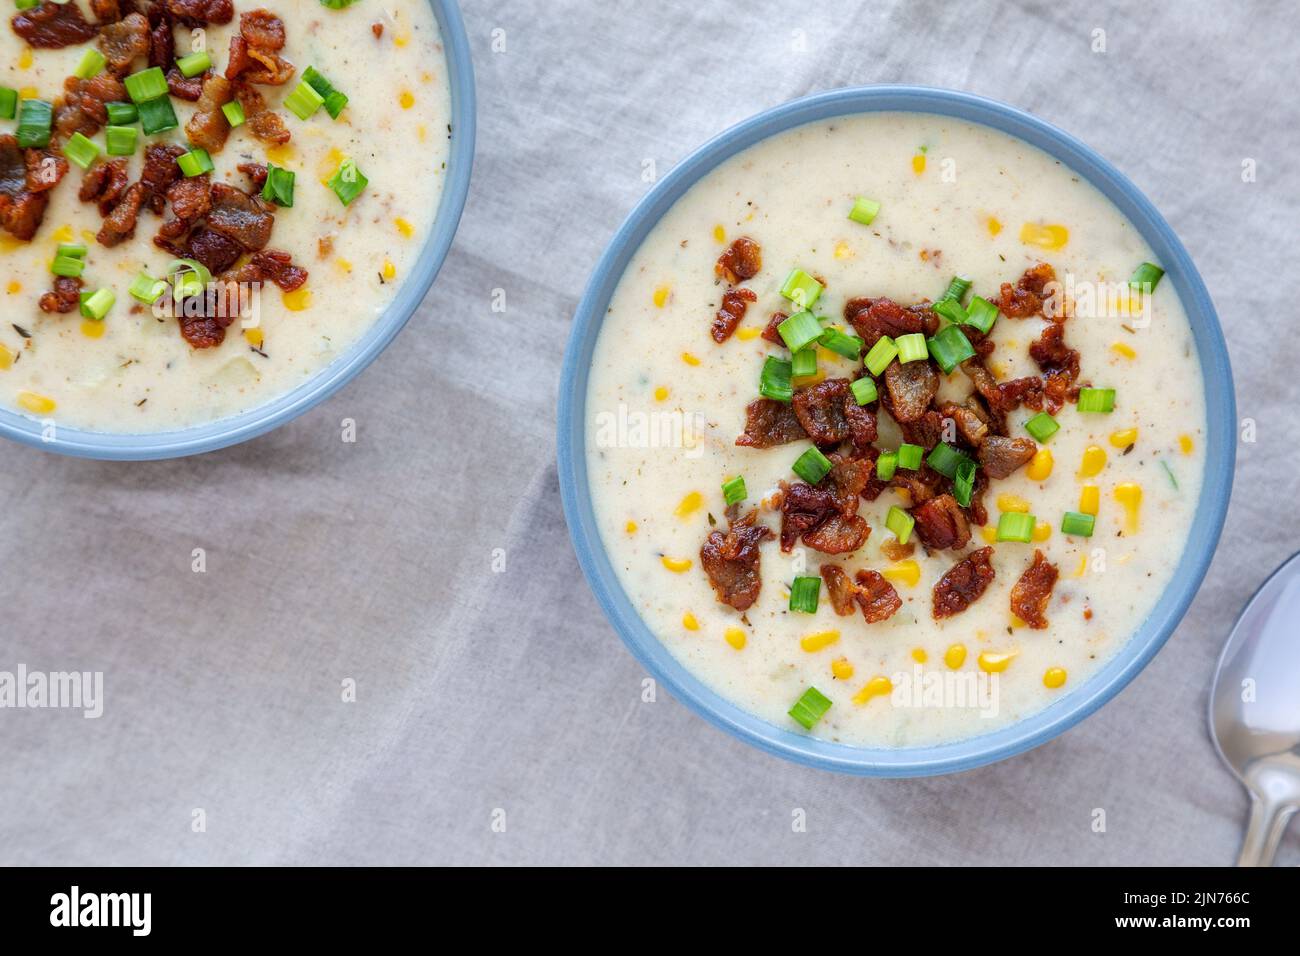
[2,0,1297,866]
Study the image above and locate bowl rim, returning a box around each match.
[557,84,1236,777]
[0,0,477,461]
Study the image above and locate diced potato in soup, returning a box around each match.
[586,112,1206,748]
[0,0,450,431]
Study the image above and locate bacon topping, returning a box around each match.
[1010,549,1058,629]
[184,73,233,152]
[97,12,149,73]
[0,135,66,240]
[882,359,939,424]
[911,494,971,551]
[854,569,902,623]
[206,181,273,250]
[53,73,127,143]
[711,286,755,343]
[38,275,82,313]
[700,510,772,611]
[996,262,1056,318]
[845,296,938,347]
[11,1,98,49]
[932,547,996,619]
[165,0,233,25]
[714,236,761,285]
[79,157,129,215]
[97,181,146,246]
[735,398,806,449]
[803,513,870,555]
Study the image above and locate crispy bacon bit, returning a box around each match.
[186,226,241,273]
[206,182,273,250]
[239,8,285,48]
[231,83,290,144]
[820,565,859,616]
[23,146,67,193]
[714,236,761,285]
[147,4,174,70]
[711,286,755,343]
[12,1,98,49]
[226,31,294,85]
[803,513,870,555]
[700,510,772,611]
[760,311,786,344]
[940,400,989,447]
[371,21,383,38]
[167,67,205,100]
[165,173,211,222]
[53,73,127,142]
[997,375,1045,412]
[178,312,227,349]
[882,359,939,424]
[1028,321,1081,414]
[184,73,233,151]
[79,157,129,215]
[912,494,971,551]
[845,296,938,347]
[997,262,1056,317]
[978,435,1037,479]
[165,0,233,25]
[899,408,947,450]
[736,398,806,449]
[880,537,915,561]
[247,249,307,291]
[97,12,149,72]
[238,161,268,191]
[1010,549,1058,629]
[891,464,943,507]
[97,181,146,246]
[792,378,852,446]
[778,481,838,552]
[854,569,902,623]
[933,546,996,619]
[38,275,82,313]
[0,135,66,240]
[825,452,873,514]
[90,0,125,23]
[138,142,184,213]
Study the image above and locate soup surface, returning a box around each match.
[0,0,449,432]
[586,112,1206,748]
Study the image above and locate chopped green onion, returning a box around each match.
[926,443,971,479]
[778,310,823,353]
[791,347,817,380]
[875,450,898,482]
[788,686,832,730]
[221,100,246,127]
[1160,459,1178,490]
[13,0,39,9]
[284,79,325,120]
[953,459,976,508]
[848,195,880,225]
[176,147,214,177]
[326,157,368,205]
[105,124,137,156]
[1076,387,1116,413]
[105,101,138,125]
[1024,411,1059,443]
[175,50,211,78]
[850,377,877,405]
[318,0,362,7]
[886,505,914,545]
[137,96,178,134]
[926,325,976,374]
[758,356,793,402]
[895,332,928,364]
[863,335,898,376]
[73,48,106,80]
[937,275,972,304]
[50,255,85,278]
[996,511,1036,543]
[789,576,821,614]
[721,475,747,506]
[128,272,167,305]
[792,446,833,485]
[303,66,348,119]
[933,297,967,325]
[1060,511,1095,537]
[80,288,115,321]
[261,163,295,207]
[166,257,212,298]
[897,443,923,471]
[124,66,168,103]
[778,268,823,311]
[964,295,998,334]
[1130,262,1164,291]
[819,327,862,360]
[61,131,99,170]
[16,99,53,148]
[0,86,16,120]
[56,242,87,260]
[322,90,349,119]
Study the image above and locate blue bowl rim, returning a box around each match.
[557,85,1236,778]
[0,0,477,461]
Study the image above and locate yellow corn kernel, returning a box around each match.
[1110,340,1137,359]
[801,630,840,653]
[724,627,746,650]
[80,320,105,339]
[1079,485,1100,515]
[911,153,926,174]
[420,71,433,84]
[735,326,760,341]
[881,560,921,588]
[334,258,353,274]
[265,143,296,165]
[681,352,700,367]
[1009,614,1027,629]
[911,647,928,664]
[382,260,397,280]
[1109,427,1138,448]
[19,85,36,97]
[1026,448,1054,481]
[394,33,410,47]
[1114,483,1142,534]
[0,343,12,369]
[243,328,264,348]
[852,675,893,705]
[1032,520,1051,542]
[1078,445,1107,477]
[997,493,1030,513]
[980,525,998,544]
[282,288,311,311]
[978,649,1019,673]
[674,491,701,517]
[986,215,1003,236]
[80,229,97,244]
[18,47,32,70]
[712,224,726,243]
[831,657,854,680]
[793,368,826,387]
[395,217,414,238]
[1019,222,1069,250]
[417,124,428,143]
[1043,667,1068,689]
[1179,434,1195,455]
[5,280,19,295]
[654,385,670,402]
[625,520,638,534]
[52,224,74,242]
[318,147,344,184]
[17,391,55,414]
[944,643,967,669]
[661,556,692,573]
[652,284,670,308]
[682,611,699,632]
[833,240,854,260]
[1072,554,1088,578]
[399,90,415,109]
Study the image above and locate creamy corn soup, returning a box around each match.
[586,112,1206,748]
[0,0,449,431]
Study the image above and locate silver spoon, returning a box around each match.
[1209,549,1300,866]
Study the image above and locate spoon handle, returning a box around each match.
[1237,793,1296,867]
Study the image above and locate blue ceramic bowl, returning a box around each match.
[558,86,1235,777]
[0,0,476,461]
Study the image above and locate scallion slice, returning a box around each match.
[73,48,105,80]
[61,131,99,170]
[219,102,244,132]
[758,356,793,402]
[326,157,368,205]
[875,450,898,482]
[850,376,877,405]
[284,79,325,120]
[175,50,211,78]
[819,327,862,360]
[14,0,39,10]
[105,124,137,156]
[1161,459,1178,490]
[778,310,823,353]
[792,446,833,485]
[953,458,976,507]
[319,0,362,7]
[0,86,16,120]
[1130,262,1164,291]
[166,257,212,298]
[926,325,976,374]
[863,334,898,376]
[848,195,880,225]
[261,163,295,207]
[886,505,914,545]
[937,275,972,304]
[1024,411,1059,443]
[789,576,821,614]
[176,147,214,177]
[137,96,178,134]
[129,272,167,305]
[721,475,747,506]
[897,443,923,471]
[1076,387,1116,413]
[933,297,967,325]
[80,287,115,321]
[895,332,928,364]
[1060,511,1095,537]
[303,66,348,119]
[105,101,138,125]
[124,66,168,103]
[50,255,85,278]
[778,268,823,311]
[322,90,349,119]
[996,511,1036,543]
[788,686,832,730]
[56,242,87,259]
[963,295,998,334]
[16,98,53,148]
[926,443,970,479]
[791,347,817,380]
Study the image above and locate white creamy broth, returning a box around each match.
[0,0,450,431]
[587,112,1206,749]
